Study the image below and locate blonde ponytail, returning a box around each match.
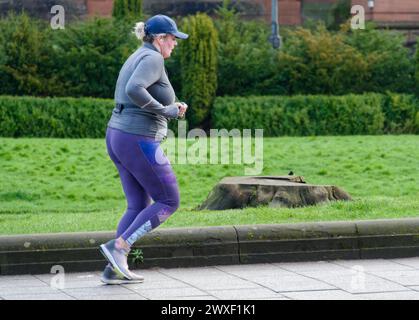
[133,22,146,41]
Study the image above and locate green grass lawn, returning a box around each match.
[0,135,418,235]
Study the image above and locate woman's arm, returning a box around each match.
[125,54,179,118]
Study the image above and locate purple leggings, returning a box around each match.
[105,127,180,246]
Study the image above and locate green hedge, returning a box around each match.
[212,93,419,136]
[1,94,417,138]
[0,96,183,138]
[0,96,113,138]
[382,93,419,134]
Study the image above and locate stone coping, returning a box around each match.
[0,218,418,275]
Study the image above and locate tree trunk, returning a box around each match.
[197,176,352,210]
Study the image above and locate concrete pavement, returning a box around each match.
[1,257,419,300]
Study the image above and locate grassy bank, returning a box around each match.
[0,135,418,235]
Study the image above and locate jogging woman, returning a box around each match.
[99,15,188,284]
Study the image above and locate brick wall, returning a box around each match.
[2,0,419,28]
[86,0,113,17]
[0,0,87,20]
[351,0,419,24]
[279,0,302,25]
[251,0,302,25]
[142,0,265,20]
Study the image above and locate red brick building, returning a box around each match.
[85,0,419,27]
[352,0,419,26]
[351,0,419,45]
[2,0,418,30]
[245,0,419,27]
[84,0,334,25]
[86,0,113,17]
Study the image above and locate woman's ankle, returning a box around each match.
[115,237,131,252]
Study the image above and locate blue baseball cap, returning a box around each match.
[145,15,189,39]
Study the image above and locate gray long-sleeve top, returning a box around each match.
[108,42,179,141]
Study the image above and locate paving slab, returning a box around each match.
[292,270,410,294]
[76,294,147,300]
[159,267,262,290]
[0,279,51,288]
[0,286,61,296]
[319,277,409,294]
[390,257,419,269]
[273,261,353,273]
[122,279,190,290]
[176,277,262,291]
[281,289,362,300]
[0,275,39,281]
[1,293,75,300]
[129,270,176,282]
[250,275,336,292]
[215,264,297,278]
[207,288,284,300]
[1,258,418,300]
[172,296,219,300]
[61,285,135,298]
[34,272,102,283]
[158,266,228,278]
[256,296,291,300]
[332,259,416,272]
[355,291,419,300]
[366,270,419,286]
[132,287,209,299]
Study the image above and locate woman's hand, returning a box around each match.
[176,102,188,118]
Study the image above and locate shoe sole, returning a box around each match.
[100,277,144,285]
[99,244,132,280]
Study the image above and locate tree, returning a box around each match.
[0,12,60,96]
[328,0,351,30]
[416,43,419,97]
[50,18,138,98]
[112,0,142,21]
[179,13,218,128]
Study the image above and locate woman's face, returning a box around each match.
[156,35,177,59]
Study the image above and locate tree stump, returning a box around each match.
[197,176,352,210]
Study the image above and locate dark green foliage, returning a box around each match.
[49,18,138,98]
[0,96,186,138]
[327,0,351,30]
[0,12,62,96]
[0,96,113,138]
[112,0,127,19]
[416,42,419,97]
[0,12,415,100]
[212,6,414,97]
[344,23,415,94]
[212,93,419,136]
[213,4,278,96]
[112,0,143,21]
[179,13,218,128]
[244,23,414,96]
[272,25,369,95]
[382,93,419,134]
[0,93,417,138]
[0,13,139,98]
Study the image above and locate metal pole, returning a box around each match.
[269,0,281,49]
